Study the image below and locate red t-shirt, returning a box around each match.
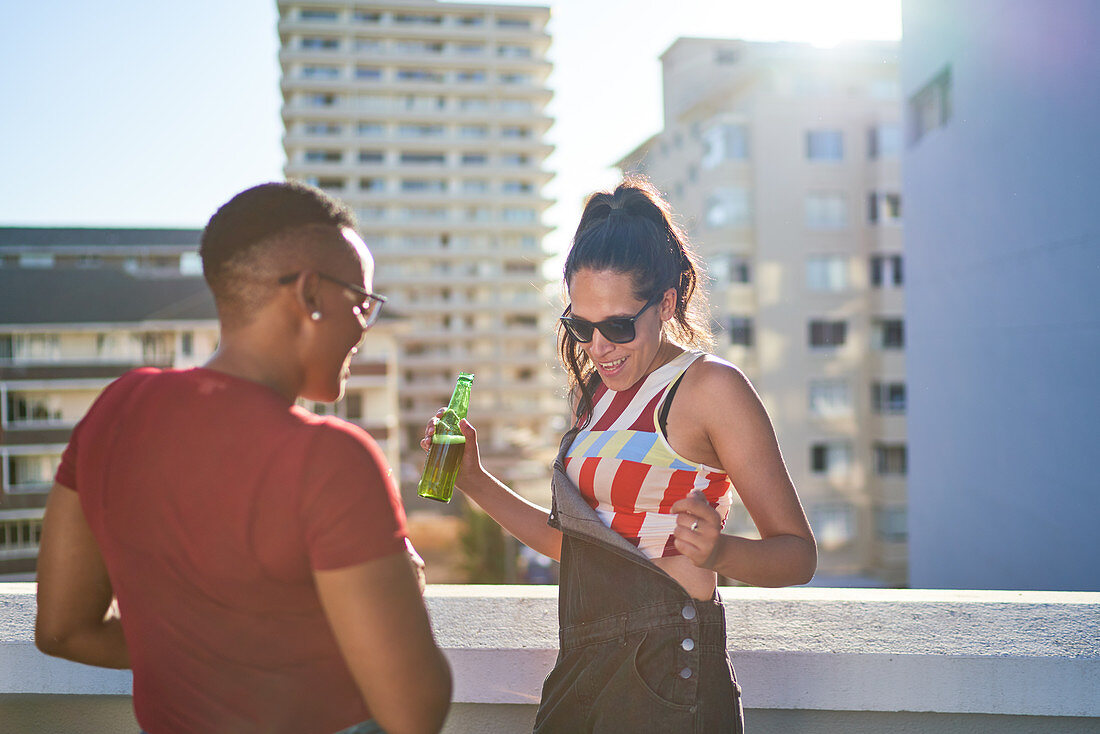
[56,367,408,734]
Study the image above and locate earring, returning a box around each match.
[310,311,322,321]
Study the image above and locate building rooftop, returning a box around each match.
[0,268,216,326]
[0,227,201,250]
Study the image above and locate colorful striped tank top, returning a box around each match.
[564,350,734,559]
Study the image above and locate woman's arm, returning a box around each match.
[35,482,130,668]
[422,417,562,561]
[670,360,817,587]
[315,553,452,734]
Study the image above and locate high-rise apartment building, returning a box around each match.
[277,1,560,497]
[0,227,402,579]
[619,39,906,586]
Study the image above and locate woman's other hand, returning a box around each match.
[671,490,726,570]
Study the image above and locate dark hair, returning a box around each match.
[199,181,356,318]
[560,176,713,427]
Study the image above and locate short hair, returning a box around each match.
[199,181,357,322]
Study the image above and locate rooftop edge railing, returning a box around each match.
[2,584,1098,733]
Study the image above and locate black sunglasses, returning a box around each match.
[277,271,387,328]
[559,295,662,344]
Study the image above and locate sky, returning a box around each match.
[0,0,901,257]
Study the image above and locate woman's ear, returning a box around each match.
[659,287,677,321]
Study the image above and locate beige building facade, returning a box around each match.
[278,0,562,497]
[620,39,907,586]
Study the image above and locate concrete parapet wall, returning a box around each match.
[2,584,1098,732]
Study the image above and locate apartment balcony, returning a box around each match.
[3,584,1096,733]
[398,350,549,370]
[0,425,74,447]
[0,362,168,381]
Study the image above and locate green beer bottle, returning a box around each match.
[417,372,474,503]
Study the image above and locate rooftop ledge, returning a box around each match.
[3,584,1099,729]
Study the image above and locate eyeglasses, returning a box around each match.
[277,271,387,329]
[559,295,661,344]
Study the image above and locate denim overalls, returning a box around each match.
[533,429,744,734]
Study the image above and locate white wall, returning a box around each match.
[902,0,1100,590]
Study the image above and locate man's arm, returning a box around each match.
[35,482,130,668]
[314,552,452,734]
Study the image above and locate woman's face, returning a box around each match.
[303,228,376,403]
[566,268,673,392]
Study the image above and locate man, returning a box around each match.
[35,182,451,734]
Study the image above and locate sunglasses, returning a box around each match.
[559,295,662,344]
[277,271,387,328]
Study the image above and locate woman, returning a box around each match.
[36,182,451,734]
[426,178,816,732]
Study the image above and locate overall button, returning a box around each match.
[681,637,695,651]
[679,667,693,679]
[681,604,696,620]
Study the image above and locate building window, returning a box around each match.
[805,193,847,228]
[806,256,848,292]
[355,67,382,81]
[19,253,55,268]
[359,177,385,192]
[304,150,341,163]
[302,65,340,79]
[352,10,380,23]
[300,9,338,21]
[397,69,445,83]
[707,253,751,285]
[399,152,446,165]
[727,317,753,347]
[872,382,907,414]
[305,122,341,135]
[401,179,447,193]
[705,187,751,228]
[358,150,384,163]
[810,443,853,477]
[868,192,902,224]
[872,318,905,349]
[8,454,60,490]
[870,255,904,287]
[461,153,488,166]
[499,72,532,85]
[501,126,531,139]
[806,129,844,161]
[701,123,749,168]
[181,332,193,357]
[456,71,486,83]
[397,124,444,138]
[868,123,902,159]
[300,37,339,51]
[394,14,443,25]
[809,502,855,550]
[809,379,852,417]
[0,517,44,554]
[500,153,529,167]
[876,506,907,543]
[909,66,952,144]
[502,208,537,223]
[498,44,531,58]
[874,443,908,476]
[343,392,363,421]
[456,42,484,54]
[715,48,740,65]
[809,320,847,349]
[497,17,532,29]
[461,179,489,194]
[501,180,532,194]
